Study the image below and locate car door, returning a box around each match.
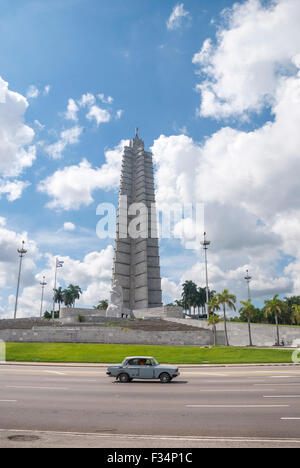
[138,359,155,379]
[126,359,140,377]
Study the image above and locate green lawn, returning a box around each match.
[4,342,296,364]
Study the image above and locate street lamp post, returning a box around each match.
[244,269,253,347]
[245,270,252,300]
[14,241,27,319]
[201,232,216,345]
[201,232,211,309]
[40,276,47,318]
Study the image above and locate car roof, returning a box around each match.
[124,356,155,360]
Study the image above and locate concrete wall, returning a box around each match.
[133,306,183,320]
[214,322,300,347]
[60,308,107,319]
[0,326,213,346]
[166,318,300,347]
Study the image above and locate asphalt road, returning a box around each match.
[1,364,300,448]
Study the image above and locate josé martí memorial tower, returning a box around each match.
[111,129,163,312]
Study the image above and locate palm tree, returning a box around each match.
[240,299,255,347]
[94,300,109,310]
[264,294,285,345]
[291,305,300,325]
[196,287,207,315]
[68,284,82,307]
[216,289,236,346]
[62,289,74,308]
[207,295,220,346]
[182,281,198,316]
[54,287,64,316]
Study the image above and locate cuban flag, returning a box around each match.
[56,259,64,268]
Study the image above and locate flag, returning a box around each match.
[56,259,64,268]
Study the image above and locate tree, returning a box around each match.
[54,287,64,316]
[44,311,59,320]
[207,295,220,346]
[216,290,236,346]
[195,287,207,315]
[67,284,82,307]
[239,299,256,347]
[182,281,198,316]
[264,294,285,345]
[94,300,109,310]
[62,288,74,308]
[292,305,300,325]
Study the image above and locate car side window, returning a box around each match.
[127,359,139,366]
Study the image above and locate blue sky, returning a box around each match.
[1,0,300,317]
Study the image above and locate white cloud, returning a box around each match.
[0,221,40,301]
[152,69,300,300]
[98,93,114,104]
[193,0,300,118]
[0,77,36,178]
[45,125,83,159]
[78,93,95,107]
[34,120,45,129]
[65,98,79,121]
[86,105,111,126]
[116,109,124,120]
[44,85,51,95]
[26,85,39,99]
[0,179,30,201]
[63,222,76,231]
[167,3,190,30]
[3,244,114,318]
[38,140,128,210]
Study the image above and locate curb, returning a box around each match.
[0,361,299,368]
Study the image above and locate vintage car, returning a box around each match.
[106,356,180,383]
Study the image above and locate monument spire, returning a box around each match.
[111,132,163,312]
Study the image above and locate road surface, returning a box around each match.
[0,364,300,447]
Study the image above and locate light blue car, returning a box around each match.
[106,356,180,383]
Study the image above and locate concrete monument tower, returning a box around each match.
[111,129,163,312]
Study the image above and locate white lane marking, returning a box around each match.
[281,418,300,420]
[6,386,69,390]
[254,383,300,386]
[181,372,228,376]
[270,376,296,379]
[44,371,66,375]
[263,395,300,398]
[0,400,17,403]
[185,405,290,408]
[196,389,275,392]
[1,428,300,444]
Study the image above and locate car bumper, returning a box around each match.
[172,372,180,378]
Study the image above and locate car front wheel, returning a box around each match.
[119,373,130,383]
[159,373,171,383]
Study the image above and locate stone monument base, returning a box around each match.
[132,306,183,320]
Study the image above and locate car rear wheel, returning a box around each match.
[119,373,130,383]
[159,373,171,383]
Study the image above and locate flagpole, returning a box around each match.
[52,259,58,323]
